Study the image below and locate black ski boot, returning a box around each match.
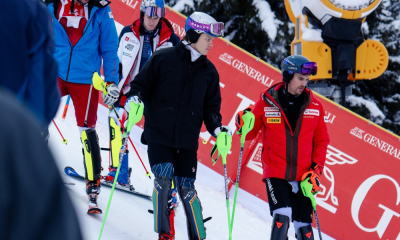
[296,225,314,240]
[86,179,102,214]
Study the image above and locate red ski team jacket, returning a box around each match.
[246,83,330,181]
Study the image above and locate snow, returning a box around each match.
[347,95,386,119]
[328,0,375,10]
[253,0,279,41]
[301,15,323,42]
[389,55,400,63]
[48,96,335,240]
[172,0,194,12]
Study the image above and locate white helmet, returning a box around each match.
[185,12,224,43]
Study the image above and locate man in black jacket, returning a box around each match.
[0,88,83,240]
[125,12,231,240]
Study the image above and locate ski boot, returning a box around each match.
[86,179,102,214]
[296,225,314,240]
[105,152,134,190]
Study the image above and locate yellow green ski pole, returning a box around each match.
[92,72,151,178]
[301,178,323,240]
[98,100,143,240]
[215,130,232,239]
[230,111,254,236]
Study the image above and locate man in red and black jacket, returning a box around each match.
[237,55,330,240]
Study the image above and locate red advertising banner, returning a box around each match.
[106,2,400,239]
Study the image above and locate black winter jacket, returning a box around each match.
[127,41,222,151]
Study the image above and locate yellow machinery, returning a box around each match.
[284,0,389,104]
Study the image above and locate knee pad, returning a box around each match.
[152,162,174,179]
[109,117,122,168]
[175,176,195,189]
[81,128,102,181]
[153,176,173,234]
[296,224,314,240]
[270,214,290,240]
[178,186,206,240]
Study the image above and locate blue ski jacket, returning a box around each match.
[47,0,119,85]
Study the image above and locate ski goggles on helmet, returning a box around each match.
[285,61,318,76]
[300,62,318,75]
[186,18,224,37]
[144,6,165,18]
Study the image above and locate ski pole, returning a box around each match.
[215,130,233,240]
[111,107,151,179]
[300,178,323,240]
[61,95,71,121]
[230,111,255,235]
[98,100,144,240]
[92,72,151,179]
[52,120,68,144]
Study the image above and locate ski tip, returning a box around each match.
[87,208,102,214]
[64,166,79,177]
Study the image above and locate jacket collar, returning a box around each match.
[175,41,208,66]
[265,82,312,99]
[130,18,174,48]
[50,0,109,19]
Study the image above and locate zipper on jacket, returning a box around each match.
[175,63,192,149]
[65,48,74,81]
[64,12,95,82]
[289,136,293,180]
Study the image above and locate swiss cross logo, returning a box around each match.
[125,36,130,41]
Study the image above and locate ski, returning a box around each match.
[64,166,152,201]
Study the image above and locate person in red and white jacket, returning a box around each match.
[236,55,330,240]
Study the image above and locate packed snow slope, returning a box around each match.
[48,98,334,240]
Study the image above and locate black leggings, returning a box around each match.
[147,143,198,179]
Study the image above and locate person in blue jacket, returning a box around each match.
[0,0,59,129]
[46,0,120,214]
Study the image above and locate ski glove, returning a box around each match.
[235,106,253,134]
[301,162,322,194]
[124,95,144,113]
[214,126,233,138]
[102,83,120,106]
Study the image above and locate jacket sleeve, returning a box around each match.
[203,69,222,136]
[127,53,160,101]
[0,89,83,240]
[246,93,264,140]
[311,102,330,169]
[26,0,60,127]
[169,32,181,46]
[99,6,119,85]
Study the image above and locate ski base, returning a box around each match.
[64,166,152,201]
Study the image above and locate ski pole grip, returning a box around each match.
[216,131,232,164]
[126,101,144,132]
[240,111,255,144]
[300,178,317,209]
[92,72,107,95]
